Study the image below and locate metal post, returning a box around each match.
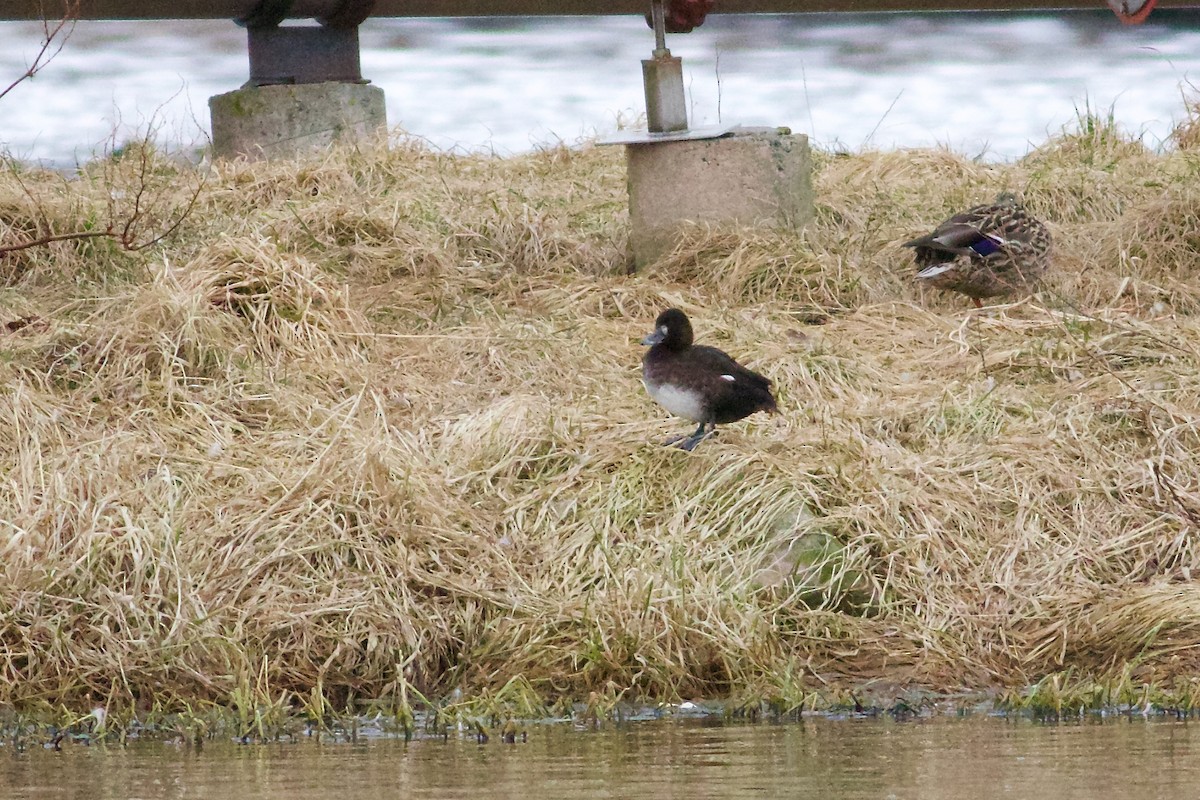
[246,26,366,85]
[239,0,375,86]
[642,0,687,133]
[651,0,668,55]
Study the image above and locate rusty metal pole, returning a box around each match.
[642,0,688,133]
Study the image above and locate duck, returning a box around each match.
[641,308,777,451]
[902,192,1052,308]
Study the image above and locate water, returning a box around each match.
[2,717,1199,800]
[1,12,1200,166]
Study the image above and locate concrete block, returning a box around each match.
[625,129,814,267]
[209,82,386,161]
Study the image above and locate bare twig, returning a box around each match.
[1151,462,1200,529]
[0,1,79,104]
[0,230,115,255]
[0,149,207,255]
[0,172,206,256]
[0,112,208,258]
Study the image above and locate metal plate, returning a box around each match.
[597,123,741,146]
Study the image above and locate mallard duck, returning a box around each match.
[641,308,777,451]
[902,193,1052,308]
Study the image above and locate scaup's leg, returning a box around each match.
[665,420,708,449]
[675,421,715,452]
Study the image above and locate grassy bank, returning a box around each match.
[3,109,1200,724]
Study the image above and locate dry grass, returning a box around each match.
[3,109,1200,718]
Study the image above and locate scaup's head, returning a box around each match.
[641,308,694,349]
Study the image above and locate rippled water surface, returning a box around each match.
[3,717,1200,800]
[1,12,1200,164]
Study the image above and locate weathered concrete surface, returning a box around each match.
[626,129,814,267]
[208,82,386,161]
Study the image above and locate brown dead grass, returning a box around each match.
[3,110,1200,714]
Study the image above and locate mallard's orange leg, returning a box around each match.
[972,298,983,309]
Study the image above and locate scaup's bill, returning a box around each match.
[641,308,777,451]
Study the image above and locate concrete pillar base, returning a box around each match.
[626,128,814,268]
[208,82,386,161]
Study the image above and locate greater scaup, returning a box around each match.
[641,308,777,451]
